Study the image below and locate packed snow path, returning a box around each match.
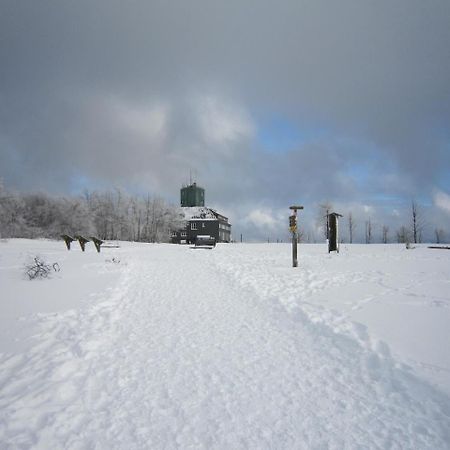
[1,244,449,449]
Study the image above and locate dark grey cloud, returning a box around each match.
[1,0,449,240]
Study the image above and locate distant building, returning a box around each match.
[171,183,232,244]
[181,182,205,207]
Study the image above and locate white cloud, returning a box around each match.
[433,190,450,214]
[85,95,169,143]
[194,94,255,147]
[244,208,278,229]
[111,99,169,142]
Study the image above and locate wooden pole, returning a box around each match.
[292,231,298,267]
[289,206,304,268]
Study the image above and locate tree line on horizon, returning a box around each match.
[0,182,183,243]
[314,201,447,245]
[0,181,447,245]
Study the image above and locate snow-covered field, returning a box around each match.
[0,239,449,449]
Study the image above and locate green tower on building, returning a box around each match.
[181,182,205,207]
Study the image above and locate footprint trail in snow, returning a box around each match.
[1,244,449,449]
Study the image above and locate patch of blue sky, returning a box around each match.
[69,173,108,194]
[345,164,371,186]
[372,193,407,206]
[70,174,168,199]
[342,141,395,187]
[345,157,416,206]
[437,143,450,190]
[256,115,326,153]
[437,174,450,191]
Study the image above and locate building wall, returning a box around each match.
[171,219,231,244]
[188,220,219,243]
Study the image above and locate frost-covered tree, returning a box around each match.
[22,193,62,238]
[348,212,356,243]
[0,181,203,243]
[58,196,94,237]
[0,183,26,238]
[148,199,184,243]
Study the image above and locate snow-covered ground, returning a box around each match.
[0,239,449,449]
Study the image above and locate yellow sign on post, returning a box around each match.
[289,214,297,233]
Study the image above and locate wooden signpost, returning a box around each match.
[289,205,304,267]
[328,212,343,253]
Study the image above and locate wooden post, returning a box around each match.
[328,212,343,253]
[75,235,90,252]
[61,234,75,250]
[289,206,304,268]
[292,232,298,267]
[90,237,103,253]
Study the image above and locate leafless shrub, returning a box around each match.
[24,256,60,280]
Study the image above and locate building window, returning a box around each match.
[191,222,197,230]
[171,231,177,237]
[202,222,205,228]
[181,231,187,237]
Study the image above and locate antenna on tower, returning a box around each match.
[189,169,192,185]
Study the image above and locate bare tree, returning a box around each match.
[396,226,411,244]
[411,200,425,244]
[142,194,151,242]
[348,212,356,243]
[317,201,333,241]
[435,228,446,244]
[365,219,372,244]
[127,196,141,241]
[304,229,316,243]
[382,225,389,244]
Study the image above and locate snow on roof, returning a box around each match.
[181,206,218,221]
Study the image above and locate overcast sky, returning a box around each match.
[1,0,449,241]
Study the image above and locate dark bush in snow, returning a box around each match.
[24,257,60,280]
